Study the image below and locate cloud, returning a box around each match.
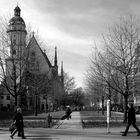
[22,0,140,41]
[2,0,140,87]
[19,0,140,87]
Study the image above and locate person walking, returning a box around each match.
[10,107,26,139]
[47,113,52,128]
[66,106,72,120]
[122,103,140,136]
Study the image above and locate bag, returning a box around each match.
[9,122,16,132]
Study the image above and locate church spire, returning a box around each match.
[14,5,21,17]
[54,46,57,67]
[61,61,64,88]
[61,61,64,77]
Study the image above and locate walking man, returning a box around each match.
[10,107,26,139]
[66,106,72,120]
[122,103,140,136]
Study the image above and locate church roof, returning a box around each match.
[9,6,25,26]
[27,35,52,67]
[14,6,21,12]
[9,16,25,25]
[41,49,52,67]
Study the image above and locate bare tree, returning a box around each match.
[70,87,85,107]
[64,72,76,94]
[24,69,52,115]
[0,15,50,108]
[85,66,106,114]
[0,15,26,107]
[86,15,140,122]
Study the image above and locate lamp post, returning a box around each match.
[35,90,38,116]
[26,86,30,110]
[107,100,110,133]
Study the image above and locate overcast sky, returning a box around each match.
[1,0,140,87]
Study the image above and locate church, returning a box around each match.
[0,5,64,112]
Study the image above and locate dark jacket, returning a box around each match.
[66,108,72,116]
[13,112,24,128]
[128,106,136,123]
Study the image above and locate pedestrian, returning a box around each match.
[10,107,26,139]
[47,113,52,128]
[65,106,72,120]
[122,103,140,136]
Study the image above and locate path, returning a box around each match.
[1,111,140,140]
[55,111,83,129]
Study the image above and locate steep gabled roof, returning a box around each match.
[40,47,52,67]
[26,35,52,67]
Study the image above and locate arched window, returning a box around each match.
[30,51,36,70]
[13,39,16,45]
[31,51,35,62]
[31,52,35,56]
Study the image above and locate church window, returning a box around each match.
[36,61,39,71]
[13,39,16,45]
[13,49,16,55]
[1,96,4,99]
[30,52,36,62]
[29,51,36,71]
[31,52,35,56]
[6,96,10,100]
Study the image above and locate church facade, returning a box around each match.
[0,6,64,112]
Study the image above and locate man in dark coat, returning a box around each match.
[47,113,52,128]
[10,107,26,139]
[122,103,140,136]
[65,106,72,120]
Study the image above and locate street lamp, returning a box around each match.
[35,90,38,116]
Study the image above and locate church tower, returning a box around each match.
[5,5,27,107]
[7,5,27,59]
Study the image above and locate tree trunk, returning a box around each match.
[102,96,104,115]
[35,95,38,116]
[15,95,17,106]
[123,95,128,123]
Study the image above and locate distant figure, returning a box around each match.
[47,113,52,128]
[65,106,72,120]
[10,107,26,139]
[61,106,72,120]
[122,103,140,136]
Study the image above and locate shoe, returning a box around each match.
[137,133,140,136]
[10,135,13,139]
[22,137,26,139]
[122,133,126,136]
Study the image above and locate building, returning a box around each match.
[0,6,64,112]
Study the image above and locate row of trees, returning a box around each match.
[85,15,140,122]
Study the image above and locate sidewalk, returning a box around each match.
[1,111,140,140]
[0,126,140,140]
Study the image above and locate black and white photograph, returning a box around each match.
[0,0,140,139]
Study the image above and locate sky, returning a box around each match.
[1,0,140,87]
